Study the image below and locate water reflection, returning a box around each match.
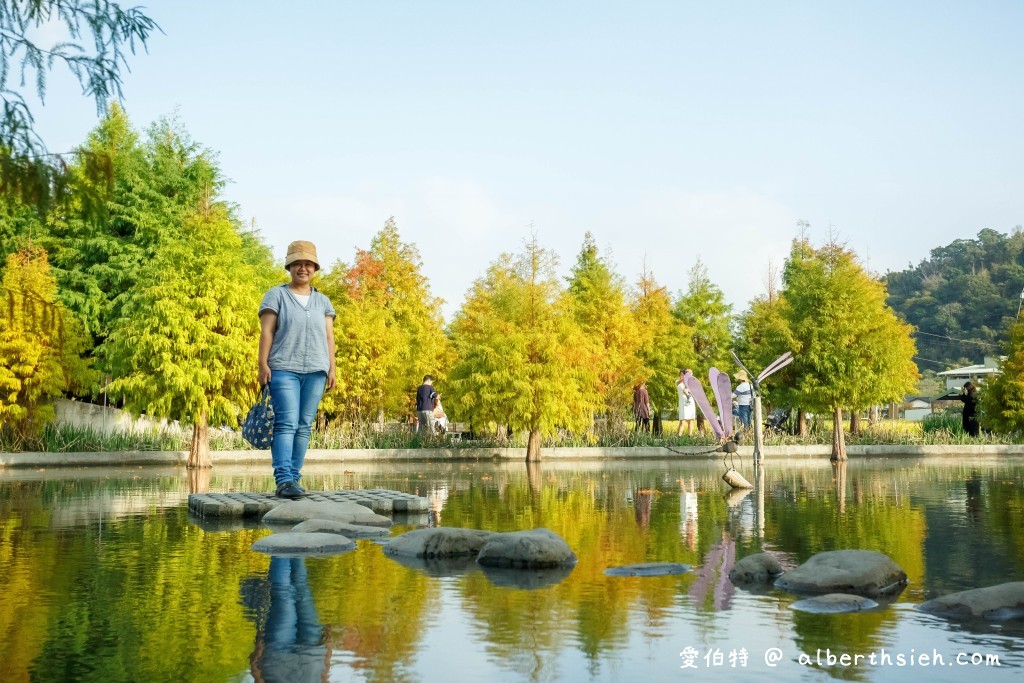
[4,457,1024,681]
[243,557,327,683]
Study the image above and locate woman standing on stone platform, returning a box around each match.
[258,241,336,499]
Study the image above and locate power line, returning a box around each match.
[913,356,954,368]
[913,331,1001,348]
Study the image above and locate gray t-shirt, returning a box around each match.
[259,285,336,374]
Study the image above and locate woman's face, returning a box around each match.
[289,260,316,286]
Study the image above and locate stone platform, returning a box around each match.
[188,489,429,519]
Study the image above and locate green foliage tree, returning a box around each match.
[102,203,267,467]
[0,0,159,209]
[317,218,452,422]
[41,103,149,341]
[981,319,1024,434]
[886,228,1024,367]
[631,267,694,420]
[734,290,798,409]
[565,233,642,427]
[782,238,918,459]
[0,246,93,441]
[448,237,595,460]
[673,259,732,381]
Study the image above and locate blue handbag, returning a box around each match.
[242,385,275,449]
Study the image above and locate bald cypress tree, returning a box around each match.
[317,218,452,422]
[0,246,94,440]
[781,238,918,460]
[632,267,694,420]
[448,237,595,461]
[982,320,1024,434]
[565,233,642,430]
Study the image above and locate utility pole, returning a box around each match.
[1017,286,1024,318]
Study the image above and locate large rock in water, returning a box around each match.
[730,552,784,585]
[291,518,392,539]
[262,500,392,527]
[791,593,879,614]
[251,532,356,556]
[476,529,577,569]
[918,582,1024,621]
[382,527,495,559]
[774,550,906,598]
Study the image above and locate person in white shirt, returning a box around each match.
[732,371,753,430]
[675,369,696,435]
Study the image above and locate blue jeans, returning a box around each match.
[269,370,326,486]
[737,404,752,430]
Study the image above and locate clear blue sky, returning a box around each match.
[27,0,1024,318]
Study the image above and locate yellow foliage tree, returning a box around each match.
[0,247,93,441]
[318,218,452,422]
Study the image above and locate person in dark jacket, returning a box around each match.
[633,382,652,433]
[415,375,438,436]
[945,381,980,437]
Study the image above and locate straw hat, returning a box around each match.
[734,370,749,382]
[284,240,320,270]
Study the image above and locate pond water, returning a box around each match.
[2,456,1024,682]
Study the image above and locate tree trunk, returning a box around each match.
[696,412,706,434]
[798,409,808,437]
[850,410,862,437]
[188,413,212,469]
[526,429,542,462]
[830,405,847,461]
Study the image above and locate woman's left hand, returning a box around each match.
[326,366,336,391]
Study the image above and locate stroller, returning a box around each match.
[765,408,790,435]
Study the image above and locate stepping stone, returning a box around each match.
[604,562,691,577]
[187,489,427,519]
[383,527,495,559]
[476,529,577,569]
[262,500,392,527]
[918,582,1024,621]
[730,553,785,585]
[291,518,392,539]
[774,550,907,598]
[791,593,879,613]
[251,532,356,556]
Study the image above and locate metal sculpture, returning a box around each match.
[731,350,794,463]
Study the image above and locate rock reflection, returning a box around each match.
[243,557,328,683]
[479,563,575,590]
[384,553,481,578]
[385,552,575,589]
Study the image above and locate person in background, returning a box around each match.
[633,382,652,433]
[944,381,981,437]
[416,375,438,436]
[732,371,753,430]
[676,369,697,436]
[432,393,450,434]
[258,241,336,499]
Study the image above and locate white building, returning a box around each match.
[936,356,1003,391]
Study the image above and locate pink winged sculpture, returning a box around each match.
[683,351,794,452]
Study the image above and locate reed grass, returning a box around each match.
[2,415,1020,453]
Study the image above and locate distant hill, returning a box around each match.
[885,228,1024,370]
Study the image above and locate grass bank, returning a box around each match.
[1,414,1020,453]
